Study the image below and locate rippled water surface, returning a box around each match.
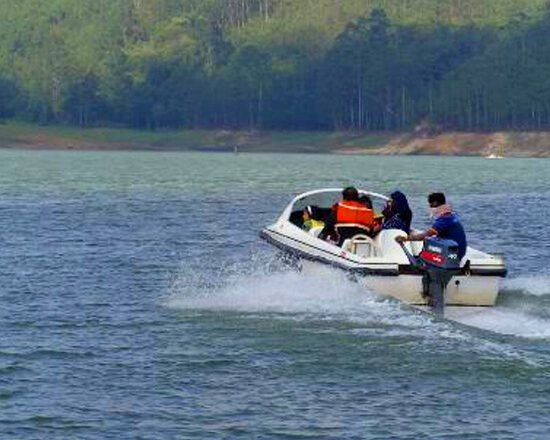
[1,150,549,439]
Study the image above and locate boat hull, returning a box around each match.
[300,259,500,306]
[360,273,499,306]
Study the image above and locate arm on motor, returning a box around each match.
[395,228,438,243]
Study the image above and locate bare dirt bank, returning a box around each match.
[336,132,550,157]
[1,123,549,157]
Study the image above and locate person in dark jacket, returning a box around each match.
[379,190,412,233]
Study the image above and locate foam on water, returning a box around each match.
[503,275,550,297]
[166,259,550,367]
[165,254,435,331]
[168,265,392,317]
[167,257,550,346]
[451,306,550,339]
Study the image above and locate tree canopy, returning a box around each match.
[1,0,550,131]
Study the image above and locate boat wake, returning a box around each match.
[165,253,434,334]
[457,275,550,338]
[440,275,550,338]
[166,260,409,321]
[503,275,550,297]
[449,306,550,339]
[165,254,550,342]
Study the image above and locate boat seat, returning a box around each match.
[342,234,379,257]
[335,223,372,246]
[373,229,413,264]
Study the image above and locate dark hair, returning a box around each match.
[342,186,359,201]
[304,205,323,220]
[428,192,446,207]
[358,194,373,209]
[383,190,413,232]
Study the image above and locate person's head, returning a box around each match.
[384,190,410,217]
[428,192,446,208]
[342,186,359,201]
[390,191,407,205]
[358,194,373,209]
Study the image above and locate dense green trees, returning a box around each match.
[1,0,550,131]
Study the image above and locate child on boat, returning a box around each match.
[302,205,325,231]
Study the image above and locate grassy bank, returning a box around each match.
[0,121,395,153]
[1,121,549,157]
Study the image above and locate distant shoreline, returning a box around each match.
[1,122,549,157]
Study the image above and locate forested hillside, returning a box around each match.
[1,0,550,132]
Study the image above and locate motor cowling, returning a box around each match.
[418,237,461,270]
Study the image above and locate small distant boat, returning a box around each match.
[260,188,507,317]
[485,142,505,159]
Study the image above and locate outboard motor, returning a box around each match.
[418,238,461,315]
[399,237,461,316]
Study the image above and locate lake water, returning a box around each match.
[1,150,549,439]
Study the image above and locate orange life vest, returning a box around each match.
[336,201,375,227]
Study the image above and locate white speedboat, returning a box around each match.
[260,189,506,314]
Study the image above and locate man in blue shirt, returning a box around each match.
[396,192,467,260]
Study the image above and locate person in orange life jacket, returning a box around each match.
[396,192,467,259]
[318,186,376,245]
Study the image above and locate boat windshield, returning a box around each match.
[293,191,342,213]
[290,189,387,219]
